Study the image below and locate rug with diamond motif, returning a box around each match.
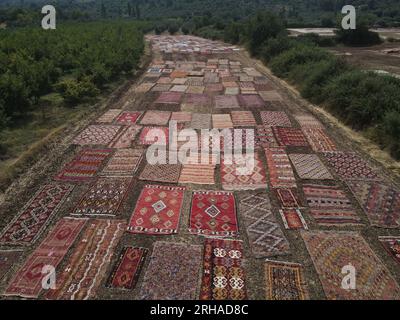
[302,128,337,152]
[276,188,302,208]
[189,191,238,237]
[127,185,185,235]
[302,231,400,300]
[72,125,121,146]
[239,193,290,258]
[273,127,309,147]
[379,236,400,265]
[200,239,247,300]
[289,154,333,180]
[261,111,291,127]
[264,147,297,188]
[279,209,308,230]
[116,112,143,125]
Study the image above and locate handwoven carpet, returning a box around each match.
[289,154,333,180]
[258,91,282,101]
[212,114,233,129]
[279,209,308,230]
[116,111,143,125]
[187,86,205,94]
[108,125,142,149]
[273,127,309,147]
[179,163,216,185]
[100,148,143,177]
[170,85,188,93]
[276,188,301,208]
[151,84,172,92]
[135,83,155,93]
[261,111,291,127]
[238,94,265,108]
[220,154,268,191]
[72,125,121,146]
[189,191,238,237]
[96,109,121,124]
[140,111,171,126]
[379,236,400,265]
[239,193,290,258]
[205,83,223,93]
[190,113,212,129]
[231,111,257,127]
[5,218,87,298]
[155,92,182,104]
[72,178,132,216]
[295,115,323,128]
[200,239,247,300]
[225,87,239,95]
[139,164,182,183]
[184,93,210,107]
[170,111,192,123]
[302,128,337,152]
[46,219,126,300]
[347,181,400,228]
[0,184,74,246]
[0,250,22,281]
[214,95,240,109]
[106,247,148,290]
[322,152,381,181]
[303,184,362,226]
[139,126,168,146]
[140,242,202,300]
[256,126,278,148]
[127,185,185,235]
[264,259,309,300]
[302,231,400,300]
[264,147,297,188]
[54,149,112,182]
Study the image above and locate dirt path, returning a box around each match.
[1,36,400,300]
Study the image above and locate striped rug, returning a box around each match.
[231,111,257,127]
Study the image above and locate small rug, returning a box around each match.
[238,94,265,108]
[225,87,239,95]
[276,188,301,208]
[264,147,297,188]
[72,125,121,146]
[0,250,22,281]
[259,91,282,101]
[212,114,233,129]
[239,193,290,258]
[116,111,143,125]
[55,148,112,182]
[184,93,210,107]
[127,185,185,235]
[135,83,155,93]
[265,260,309,300]
[220,154,268,191]
[170,85,188,92]
[139,164,182,183]
[302,128,337,152]
[96,109,122,123]
[322,152,381,181]
[205,83,223,93]
[170,111,192,123]
[189,191,238,237]
[379,236,400,265]
[231,111,257,127]
[303,184,362,226]
[140,110,171,126]
[170,70,188,78]
[187,86,205,94]
[155,92,183,104]
[108,125,142,149]
[5,218,87,298]
[179,163,216,185]
[191,113,212,129]
[347,181,400,228]
[256,126,278,148]
[46,219,126,300]
[151,84,172,92]
[273,127,309,147]
[214,95,240,109]
[100,148,143,177]
[140,242,202,300]
[0,184,74,246]
[139,126,168,146]
[279,209,308,230]
[106,247,148,290]
[301,230,400,300]
[72,178,132,216]
[200,239,247,300]
[295,114,323,128]
[261,111,292,127]
[289,154,333,180]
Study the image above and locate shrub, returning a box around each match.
[336,23,382,46]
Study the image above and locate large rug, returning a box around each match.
[190,113,212,129]
[264,147,297,188]
[347,181,400,228]
[0,184,74,246]
[289,154,333,180]
[302,128,337,152]
[106,247,148,290]
[140,111,171,126]
[303,184,362,226]
[72,178,132,216]
[231,111,257,127]
[214,95,240,109]
[220,154,268,191]
[139,126,168,146]
[54,149,112,182]
[200,239,247,300]
[127,185,185,235]
[322,152,381,181]
[238,94,265,108]
[265,259,309,300]
[0,250,22,281]
[96,109,122,124]
[261,111,292,127]
[46,219,126,300]
[239,193,290,258]
[273,127,309,147]
[212,114,233,129]
[155,92,182,104]
[116,111,143,125]
[100,148,143,177]
[108,125,142,149]
[256,126,278,148]
[301,231,400,300]
[72,125,121,146]
[279,209,308,230]
[139,164,182,183]
[140,241,202,300]
[5,218,87,298]
[189,191,238,237]
[276,188,302,208]
[379,236,400,265]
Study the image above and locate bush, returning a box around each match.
[56,77,100,104]
[336,23,382,46]
[260,36,296,63]
[381,111,400,158]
